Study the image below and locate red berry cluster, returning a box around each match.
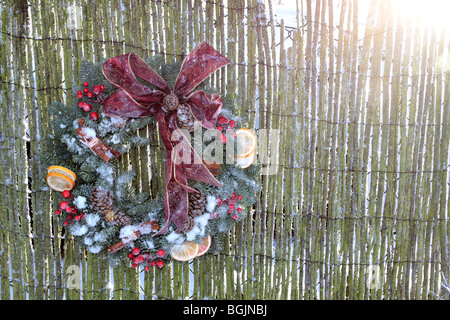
[128,247,166,270]
[216,116,236,143]
[215,193,243,220]
[77,82,105,121]
[56,190,86,226]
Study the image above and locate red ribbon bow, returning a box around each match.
[102,42,230,235]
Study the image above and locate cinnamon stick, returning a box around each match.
[203,159,220,176]
[108,220,159,253]
[76,118,121,163]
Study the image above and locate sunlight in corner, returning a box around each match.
[394,0,450,32]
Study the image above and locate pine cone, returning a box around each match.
[182,214,195,232]
[188,190,206,218]
[91,186,131,227]
[105,207,132,227]
[177,104,200,132]
[91,186,113,214]
[163,93,179,111]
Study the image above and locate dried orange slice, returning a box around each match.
[170,241,199,262]
[235,150,255,169]
[196,235,211,257]
[47,166,77,182]
[235,128,257,158]
[46,172,75,192]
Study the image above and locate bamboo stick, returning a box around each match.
[379,0,404,300]
[290,3,304,299]
[439,37,450,295]
[205,0,214,87]
[320,0,334,300]
[284,44,297,300]
[341,0,355,299]
[1,5,15,300]
[413,26,436,299]
[257,0,275,299]
[314,0,329,299]
[33,0,53,300]
[46,0,62,299]
[423,32,439,297]
[252,0,264,299]
[262,0,278,297]
[20,3,41,300]
[364,0,387,300]
[328,0,346,299]
[398,13,422,299]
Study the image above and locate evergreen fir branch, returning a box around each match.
[116,169,136,186]
[80,156,101,174]
[71,183,94,199]
[79,60,103,85]
[48,101,68,115]
[129,135,150,147]
[115,183,137,206]
[145,55,165,74]
[128,116,154,132]
[117,129,132,144]
[82,116,103,131]
[78,169,97,183]
[136,192,150,204]
[97,117,119,137]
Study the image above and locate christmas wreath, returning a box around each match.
[42,43,259,270]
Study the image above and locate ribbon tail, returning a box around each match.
[185,90,223,130]
[153,178,189,236]
[172,117,223,188]
[153,151,174,236]
[154,113,223,236]
[153,154,192,236]
[169,173,191,232]
[155,109,174,151]
[183,131,222,188]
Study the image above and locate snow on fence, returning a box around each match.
[0,0,449,300]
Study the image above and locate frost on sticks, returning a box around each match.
[41,43,259,271]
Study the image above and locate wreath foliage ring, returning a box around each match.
[42,47,259,270]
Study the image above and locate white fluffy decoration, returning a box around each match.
[70,224,88,236]
[73,196,87,209]
[85,213,100,227]
[96,163,114,185]
[120,225,139,244]
[94,231,107,243]
[185,213,210,241]
[84,236,94,246]
[110,134,120,144]
[143,239,155,250]
[165,231,185,245]
[80,127,96,139]
[88,244,102,254]
[206,195,217,213]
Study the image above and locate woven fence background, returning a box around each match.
[0,0,449,300]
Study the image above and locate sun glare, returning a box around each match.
[391,0,450,32]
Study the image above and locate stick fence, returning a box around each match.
[0,0,449,300]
